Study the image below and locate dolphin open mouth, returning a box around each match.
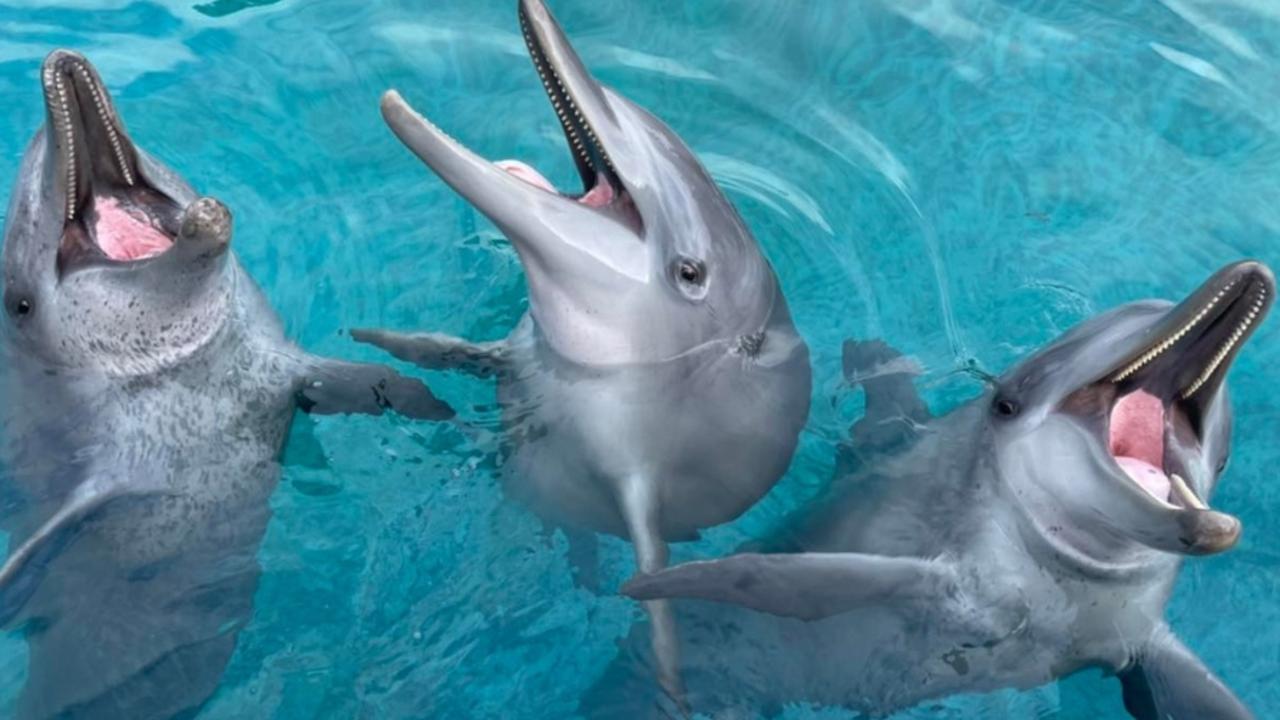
[42,51,181,272]
[380,0,642,236]
[1068,262,1273,515]
[497,0,623,208]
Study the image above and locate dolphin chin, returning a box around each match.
[1053,261,1273,555]
[40,50,193,274]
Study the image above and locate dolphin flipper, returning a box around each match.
[0,476,165,626]
[842,339,931,453]
[624,552,955,622]
[1118,627,1252,719]
[618,475,688,713]
[298,357,455,420]
[350,328,509,378]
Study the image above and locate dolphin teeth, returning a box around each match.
[71,62,133,188]
[42,55,137,223]
[518,6,615,185]
[1181,285,1268,398]
[1110,279,1236,383]
[1170,473,1207,510]
[44,65,78,221]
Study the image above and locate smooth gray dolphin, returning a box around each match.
[0,51,452,720]
[352,0,810,702]
[620,261,1273,719]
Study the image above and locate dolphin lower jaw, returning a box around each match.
[40,51,184,275]
[1061,262,1274,555]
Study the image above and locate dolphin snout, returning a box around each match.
[1178,510,1241,556]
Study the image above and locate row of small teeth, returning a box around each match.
[44,66,77,221]
[72,63,134,189]
[519,13,616,181]
[1181,284,1267,398]
[1109,278,1238,382]
[42,59,134,222]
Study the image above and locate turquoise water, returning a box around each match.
[2,0,1279,717]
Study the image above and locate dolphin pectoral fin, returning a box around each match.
[350,328,509,379]
[842,339,931,453]
[623,552,954,622]
[1118,627,1252,720]
[0,477,163,626]
[618,476,688,715]
[297,357,455,420]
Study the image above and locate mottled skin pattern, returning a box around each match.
[0,51,450,720]
[2,258,295,719]
[606,263,1270,719]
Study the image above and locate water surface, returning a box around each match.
[1,0,1278,717]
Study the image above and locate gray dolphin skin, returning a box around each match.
[0,51,452,720]
[619,261,1273,719]
[351,0,811,702]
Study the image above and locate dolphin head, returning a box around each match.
[380,0,788,366]
[3,51,233,374]
[989,261,1273,564]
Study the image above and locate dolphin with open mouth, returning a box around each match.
[353,0,811,702]
[0,50,452,720]
[620,262,1272,719]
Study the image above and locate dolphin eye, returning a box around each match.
[675,258,706,286]
[11,298,31,318]
[1216,455,1229,474]
[993,397,1019,417]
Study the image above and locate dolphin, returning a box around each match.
[619,261,1273,719]
[0,50,452,720]
[351,0,811,702]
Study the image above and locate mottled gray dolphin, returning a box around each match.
[621,261,1272,719]
[0,51,452,720]
[352,0,810,702]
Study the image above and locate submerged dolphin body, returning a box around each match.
[0,51,452,719]
[619,262,1272,719]
[353,0,811,701]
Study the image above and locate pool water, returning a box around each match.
[1,0,1278,717]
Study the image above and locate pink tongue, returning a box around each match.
[1116,457,1172,504]
[94,196,173,261]
[496,159,615,208]
[1109,390,1171,502]
[496,160,557,194]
